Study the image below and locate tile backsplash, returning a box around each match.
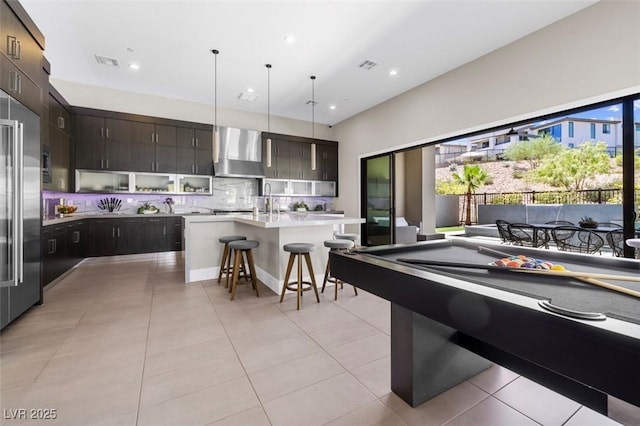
[44,177,335,216]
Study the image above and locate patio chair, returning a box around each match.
[495,220,513,244]
[545,220,574,226]
[507,223,549,248]
[551,226,604,255]
[605,230,625,257]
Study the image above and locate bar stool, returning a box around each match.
[335,233,359,247]
[322,239,357,300]
[227,240,260,300]
[279,243,320,310]
[217,235,247,287]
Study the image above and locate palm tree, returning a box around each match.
[452,164,489,225]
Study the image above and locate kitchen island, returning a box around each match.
[183,213,365,293]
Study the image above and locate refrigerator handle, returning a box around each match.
[17,122,24,284]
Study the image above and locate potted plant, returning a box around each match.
[137,202,159,214]
[163,197,175,214]
[578,217,599,229]
[293,201,309,212]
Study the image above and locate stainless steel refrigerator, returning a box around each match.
[1,89,41,330]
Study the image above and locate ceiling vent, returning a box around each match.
[358,59,378,70]
[238,92,259,102]
[95,55,119,67]
[306,100,318,106]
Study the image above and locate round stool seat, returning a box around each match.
[228,240,259,250]
[334,233,358,242]
[283,243,315,253]
[219,235,247,244]
[324,239,354,250]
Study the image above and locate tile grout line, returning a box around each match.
[203,280,275,425]
[134,253,159,426]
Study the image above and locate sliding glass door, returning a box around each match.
[361,154,394,246]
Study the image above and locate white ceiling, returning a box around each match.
[22,0,598,126]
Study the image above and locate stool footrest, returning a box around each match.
[285,281,314,292]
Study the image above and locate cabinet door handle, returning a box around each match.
[101,127,104,138]
[117,227,121,238]
[112,227,116,238]
[163,225,167,236]
[105,159,109,169]
[73,231,80,243]
[151,161,155,171]
[16,74,21,94]
[195,138,199,147]
[191,164,194,173]
[195,165,198,173]
[58,116,65,129]
[106,128,110,139]
[100,158,104,169]
[8,71,18,92]
[14,40,21,60]
[155,162,159,171]
[155,133,159,143]
[48,239,55,254]
[7,36,17,58]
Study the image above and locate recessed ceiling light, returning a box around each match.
[329,105,336,110]
[129,63,140,70]
[283,34,296,44]
[389,69,398,76]
[247,88,254,93]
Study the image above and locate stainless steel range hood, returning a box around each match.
[213,126,265,178]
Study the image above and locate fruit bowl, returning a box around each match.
[57,205,78,215]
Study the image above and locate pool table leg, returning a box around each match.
[391,304,492,407]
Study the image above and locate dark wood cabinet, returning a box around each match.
[42,225,66,286]
[0,51,41,113]
[262,133,338,184]
[289,141,314,180]
[316,142,338,181]
[115,218,141,254]
[90,218,140,256]
[176,127,213,175]
[140,217,167,253]
[131,122,177,173]
[44,89,72,191]
[75,114,132,171]
[88,217,180,257]
[65,220,86,270]
[0,0,44,113]
[262,137,292,179]
[167,217,183,251]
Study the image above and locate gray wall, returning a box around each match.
[478,204,624,225]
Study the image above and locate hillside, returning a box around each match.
[436,159,625,194]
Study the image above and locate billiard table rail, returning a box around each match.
[330,238,640,413]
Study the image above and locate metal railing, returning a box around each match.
[457,188,625,224]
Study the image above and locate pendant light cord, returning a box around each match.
[212,49,219,131]
[311,75,316,138]
[266,64,272,132]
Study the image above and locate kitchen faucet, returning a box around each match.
[264,183,272,216]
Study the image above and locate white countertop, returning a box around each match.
[184,213,364,228]
[43,212,363,229]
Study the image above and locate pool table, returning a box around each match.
[329,237,640,414]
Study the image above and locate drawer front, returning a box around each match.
[0,53,41,113]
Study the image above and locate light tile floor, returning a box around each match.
[1,252,639,426]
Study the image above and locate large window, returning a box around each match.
[590,123,596,139]
[568,121,574,137]
[603,123,611,134]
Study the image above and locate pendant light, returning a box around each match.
[265,64,272,168]
[212,49,220,163]
[310,75,317,171]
